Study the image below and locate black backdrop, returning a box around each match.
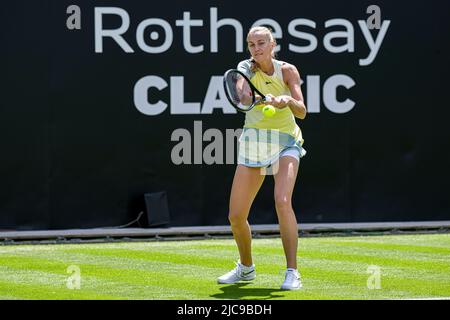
[1,0,449,230]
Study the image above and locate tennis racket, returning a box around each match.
[223,69,266,112]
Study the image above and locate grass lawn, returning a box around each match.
[0,233,449,300]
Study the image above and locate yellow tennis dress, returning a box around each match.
[237,59,306,167]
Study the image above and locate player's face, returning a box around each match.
[247,32,274,63]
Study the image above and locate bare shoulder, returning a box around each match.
[281,62,300,75]
[280,62,301,84]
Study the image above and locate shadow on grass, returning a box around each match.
[210,283,286,300]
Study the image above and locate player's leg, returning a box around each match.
[229,164,266,266]
[273,154,303,290]
[273,155,300,269]
[218,164,265,284]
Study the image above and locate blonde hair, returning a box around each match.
[246,26,277,72]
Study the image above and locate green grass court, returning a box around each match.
[0,233,449,300]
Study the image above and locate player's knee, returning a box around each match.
[228,211,247,226]
[274,194,292,213]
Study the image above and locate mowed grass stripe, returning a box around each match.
[299,250,449,273]
[0,258,442,298]
[0,249,241,286]
[1,253,288,299]
[315,234,450,248]
[0,254,221,296]
[0,258,213,299]
[63,238,450,274]
[59,247,238,269]
[0,252,368,297]
[0,234,449,299]
[0,263,128,300]
[301,265,449,297]
[6,248,380,298]
[0,279,122,300]
[303,239,450,256]
[0,248,372,299]
[52,244,449,290]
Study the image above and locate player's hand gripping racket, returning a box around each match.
[223,69,266,112]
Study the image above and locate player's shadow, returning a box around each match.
[210,283,286,300]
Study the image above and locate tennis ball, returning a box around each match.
[262,105,276,117]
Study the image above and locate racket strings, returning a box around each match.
[224,71,254,111]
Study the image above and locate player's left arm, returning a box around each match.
[281,64,307,119]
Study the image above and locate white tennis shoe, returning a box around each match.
[217,262,256,284]
[281,268,302,290]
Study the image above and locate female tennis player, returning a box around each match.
[218,26,307,290]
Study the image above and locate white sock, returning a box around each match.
[239,262,255,270]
